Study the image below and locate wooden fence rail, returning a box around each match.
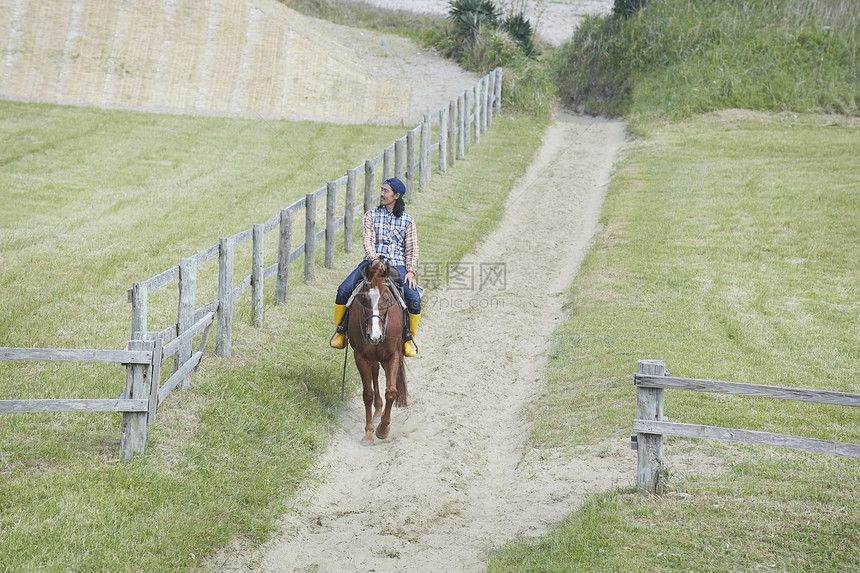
[632,359,860,494]
[0,341,162,461]
[1,68,504,461]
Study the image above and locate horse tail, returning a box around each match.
[394,356,408,408]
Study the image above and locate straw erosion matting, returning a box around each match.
[0,0,476,124]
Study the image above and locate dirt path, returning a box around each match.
[213,113,631,572]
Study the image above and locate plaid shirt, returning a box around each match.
[363,206,418,274]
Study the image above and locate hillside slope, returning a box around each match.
[0,0,474,124]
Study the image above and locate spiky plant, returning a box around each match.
[503,12,538,57]
[448,0,501,40]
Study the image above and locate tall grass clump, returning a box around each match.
[552,0,859,123]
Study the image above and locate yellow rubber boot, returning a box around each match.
[404,312,420,357]
[329,304,348,349]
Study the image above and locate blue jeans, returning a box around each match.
[336,260,421,315]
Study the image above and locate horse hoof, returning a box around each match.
[373,417,381,425]
[360,439,374,447]
[375,428,390,440]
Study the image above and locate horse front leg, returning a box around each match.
[372,361,383,422]
[355,357,376,444]
[375,358,399,440]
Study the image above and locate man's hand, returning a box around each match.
[405,271,417,289]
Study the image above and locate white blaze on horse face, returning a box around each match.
[368,286,383,343]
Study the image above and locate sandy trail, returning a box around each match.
[216,113,630,572]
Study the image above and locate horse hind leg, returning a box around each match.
[375,359,402,440]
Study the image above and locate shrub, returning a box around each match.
[448,0,501,41]
[502,12,538,57]
[552,0,859,120]
[441,0,540,70]
[612,0,647,19]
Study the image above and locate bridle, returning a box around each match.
[358,280,392,345]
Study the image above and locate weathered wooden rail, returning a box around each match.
[632,359,860,494]
[0,341,163,461]
[1,68,503,461]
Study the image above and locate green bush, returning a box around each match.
[502,12,538,57]
[553,0,859,121]
[440,0,539,70]
[448,0,500,40]
[612,0,647,19]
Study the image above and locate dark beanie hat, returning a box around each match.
[384,177,406,199]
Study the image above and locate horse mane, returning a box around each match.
[364,260,390,292]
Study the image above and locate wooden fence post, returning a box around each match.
[420,114,430,189]
[276,209,291,305]
[120,339,152,461]
[304,192,316,284]
[448,99,456,168]
[464,89,471,154]
[252,223,264,327]
[147,338,162,426]
[439,105,448,174]
[394,139,404,181]
[473,83,481,144]
[176,257,196,389]
[216,238,233,356]
[483,75,490,133]
[406,130,415,201]
[345,170,356,253]
[458,93,466,159]
[636,359,666,494]
[364,160,374,214]
[325,182,336,269]
[487,72,495,128]
[495,67,503,113]
[131,282,147,339]
[383,145,393,181]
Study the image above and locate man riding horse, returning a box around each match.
[329,177,420,357]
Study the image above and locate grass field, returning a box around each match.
[0,99,545,570]
[2,0,859,569]
[488,110,860,571]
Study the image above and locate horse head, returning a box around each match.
[360,258,393,345]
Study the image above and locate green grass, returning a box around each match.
[488,111,860,571]
[552,0,859,122]
[0,99,546,571]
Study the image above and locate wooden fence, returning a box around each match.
[0,68,503,461]
[632,359,860,494]
[0,341,162,461]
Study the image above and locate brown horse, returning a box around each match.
[348,259,408,443]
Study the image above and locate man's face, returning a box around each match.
[380,184,399,209]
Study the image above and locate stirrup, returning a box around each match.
[330,329,347,349]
